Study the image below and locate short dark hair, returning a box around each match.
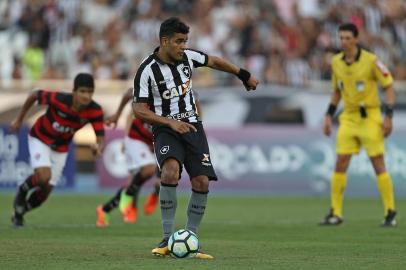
[338,23,359,37]
[73,73,94,90]
[159,17,189,39]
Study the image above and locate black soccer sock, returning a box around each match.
[126,173,148,207]
[18,175,37,194]
[102,187,123,213]
[26,184,53,212]
[25,188,43,211]
[126,172,147,196]
[14,175,37,215]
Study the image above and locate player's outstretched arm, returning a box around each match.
[206,55,259,91]
[105,87,133,129]
[9,90,38,133]
[132,102,197,134]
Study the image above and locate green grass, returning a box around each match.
[0,194,405,270]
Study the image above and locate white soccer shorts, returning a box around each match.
[28,135,68,186]
[124,137,155,174]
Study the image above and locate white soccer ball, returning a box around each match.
[168,229,199,258]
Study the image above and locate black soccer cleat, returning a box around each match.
[11,213,24,228]
[319,209,343,226]
[381,209,397,227]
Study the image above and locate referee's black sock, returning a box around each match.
[102,187,123,213]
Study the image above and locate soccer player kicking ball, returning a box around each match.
[320,23,397,227]
[96,88,160,227]
[132,17,259,259]
[10,73,105,228]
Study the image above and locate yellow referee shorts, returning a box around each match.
[336,109,385,157]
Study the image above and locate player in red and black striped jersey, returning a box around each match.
[96,87,160,227]
[128,117,153,147]
[10,73,105,227]
[29,90,104,152]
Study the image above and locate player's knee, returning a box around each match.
[335,155,351,172]
[191,176,209,192]
[34,169,51,185]
[372,163,386,175]
[161,159,179,184]
[161,170,178,184]
[370,155,386,174]
[139,164,156,179]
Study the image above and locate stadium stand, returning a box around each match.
[0,0,405,85]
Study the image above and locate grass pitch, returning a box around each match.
[0,194,405,270]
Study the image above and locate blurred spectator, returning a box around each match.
[12,57,23,79]
[22,38,45,80]
[0,0,405,84]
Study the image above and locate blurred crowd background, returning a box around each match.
[0,0,405,87]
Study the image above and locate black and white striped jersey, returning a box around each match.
[133,47,208,123]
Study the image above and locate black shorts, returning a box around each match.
[153,122,217,181]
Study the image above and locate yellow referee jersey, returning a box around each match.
[331,48,393,113]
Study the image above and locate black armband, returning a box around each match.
[326,103,337,117]
[384,104,394,118]
[237,68,251,82]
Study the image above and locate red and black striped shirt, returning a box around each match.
[128,118,153,147]
[30,90,104,152]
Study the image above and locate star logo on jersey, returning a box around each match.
[182,66,191,79]
[160,146,170,155]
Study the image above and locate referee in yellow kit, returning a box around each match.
[320,23,397,227]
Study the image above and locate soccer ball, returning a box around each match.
[168,229,199,258]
